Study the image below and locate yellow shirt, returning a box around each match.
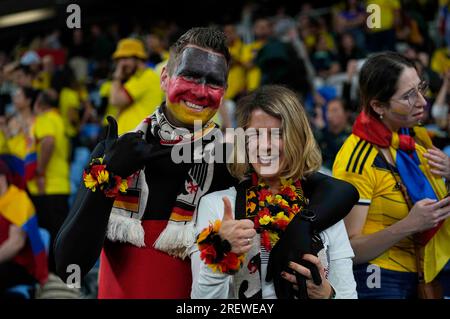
[366,0,400,32]
[333,134,417,272]
[118,67,163,134]
[27,109,70,195]
[32,71,51,91]
[225,39,246,100]
[59,87,81,138]
[431,48,450,75]
[241,40,265,92]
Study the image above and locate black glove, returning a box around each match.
[102,116,153,178]
[266,209,321,299]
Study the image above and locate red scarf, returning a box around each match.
[352,111,415,152]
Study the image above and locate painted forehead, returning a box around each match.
[174,46,228,85]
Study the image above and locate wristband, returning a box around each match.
[83,157,130,198]
[197,219,245,274]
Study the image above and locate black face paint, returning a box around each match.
[174,46,228,88]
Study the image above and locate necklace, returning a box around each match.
[246,177,305,251]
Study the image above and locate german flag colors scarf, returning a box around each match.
[353,111,450,282]
[106,105,217,259]
[0,185,48,284]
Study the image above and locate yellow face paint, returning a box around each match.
[167,100,219,126]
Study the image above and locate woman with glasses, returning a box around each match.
[333,51,450,299]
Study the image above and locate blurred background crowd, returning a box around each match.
[0,0,449,298]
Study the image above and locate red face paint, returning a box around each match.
[166,76,224,110]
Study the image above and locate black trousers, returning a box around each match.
[30,194,69,273]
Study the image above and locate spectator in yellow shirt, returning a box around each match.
[29,89,70,273]
[366,0,401,52]
[109,38,163,135]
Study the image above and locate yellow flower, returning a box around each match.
[119,179,128,193]
[247,191,256,200]
[97,169,109,184]
[280,199,289,207]
[259,201,265,207]
[212,219,222,233]
[84,173,98,191]
[197,226,211,243]
[247,202,256,213]
[274,212,289,222]
[281,178,293,186]
[259,215,273,226]
[269,231,280,245]
[266,195,273,204]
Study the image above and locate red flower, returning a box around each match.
[261,230,271,251]
[90,164,107,178]
[104,175,122,197]
[200,244,217,264]
[273,218,289,231]
[258,207,270,218]
[258,188,272,202]
[253,216,260,228]
[221,253,241,273]
[280,186,296,199]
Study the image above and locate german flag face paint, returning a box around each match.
[164,46,227,126]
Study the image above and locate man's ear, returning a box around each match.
[369,99,386,117]
[160,66,169,92]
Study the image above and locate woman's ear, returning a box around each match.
[369,99,386,117]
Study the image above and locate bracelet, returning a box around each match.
[197,219,245,274]
[83,157,130,198]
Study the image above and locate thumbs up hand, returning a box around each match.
[102,116,154,178]
[218,197,256,255]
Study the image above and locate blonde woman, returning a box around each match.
[190,85,358,299]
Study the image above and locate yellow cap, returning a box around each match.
[112,38,147,60]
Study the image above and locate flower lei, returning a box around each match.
[83,157,131,198]
[197,219,245,274]
[246,177,305,251]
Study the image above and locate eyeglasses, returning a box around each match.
[391,80,428,108]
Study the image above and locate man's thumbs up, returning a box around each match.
[105,116,118,148]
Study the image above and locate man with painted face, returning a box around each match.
[54,27,358,299]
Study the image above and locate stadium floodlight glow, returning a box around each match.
[0,8,55,28]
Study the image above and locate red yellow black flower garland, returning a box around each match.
[246,178,305,251]
[83,157,131,198]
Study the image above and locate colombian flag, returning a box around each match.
[410,128,450,283]
[0,185,48,284]
[0,152,37,189]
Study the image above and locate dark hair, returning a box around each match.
[37,89,59,108]
[359,51,416,117]
[15,64,33,76]
[166,27,230,74]
[19,86,39,108]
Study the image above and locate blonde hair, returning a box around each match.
[228,85,322,181]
